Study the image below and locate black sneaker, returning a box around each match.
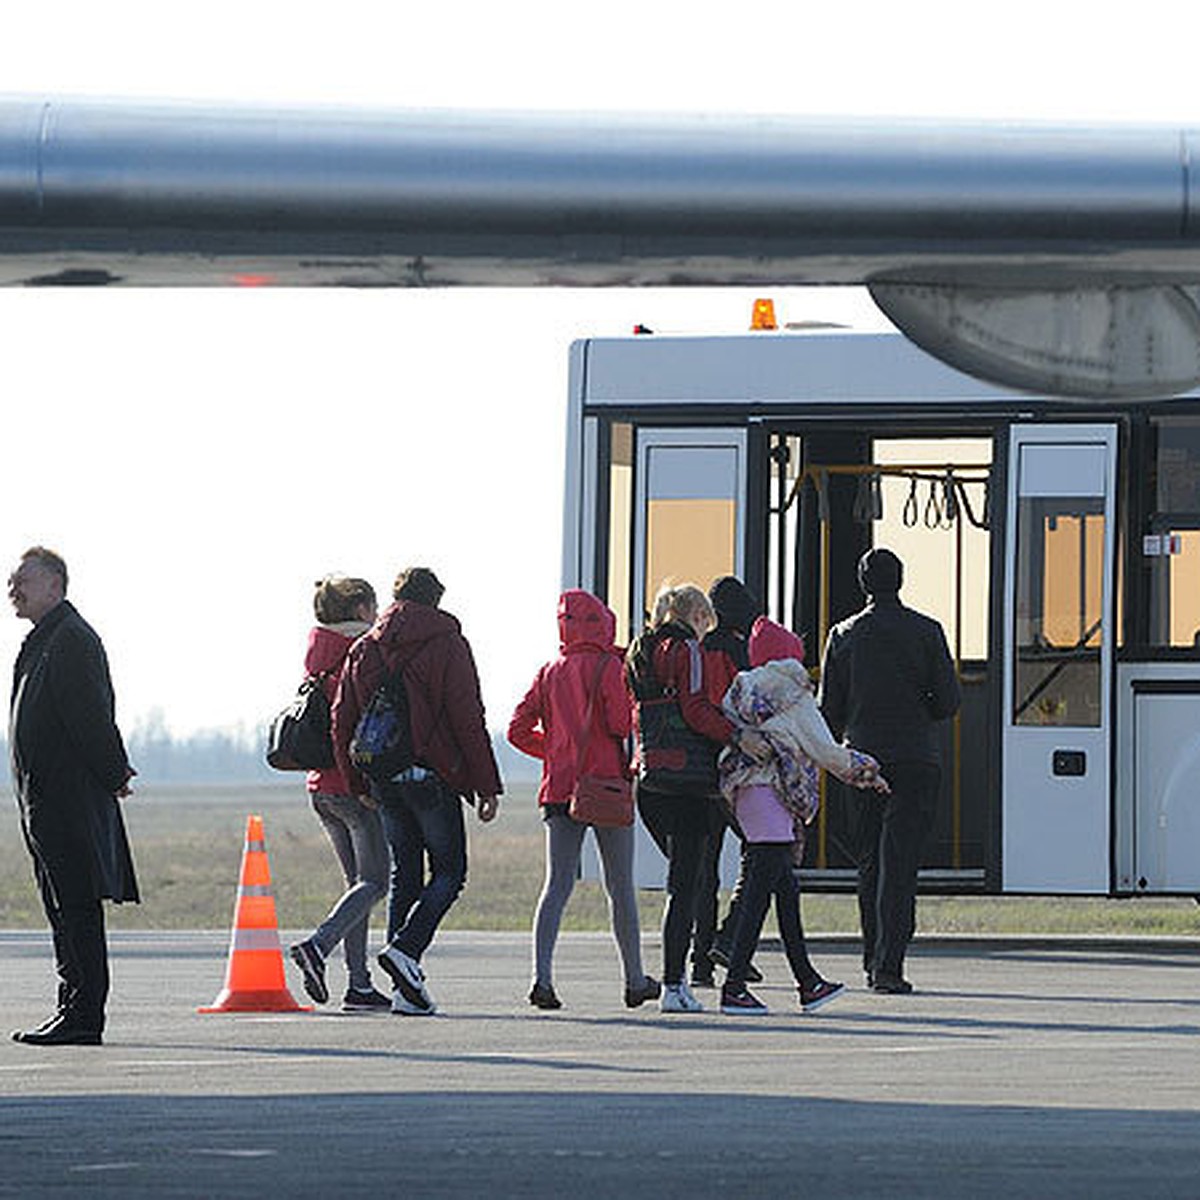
[289,939,328,1005]
[708,945,763,983]
[342,986,391,1011]
[624,975,662,1009]
[720,984,769,1016]
[528,982,562,1010]
[799,978,846,1013]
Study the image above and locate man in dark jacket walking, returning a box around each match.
[8,546,138,1046]
[332,567,501,1016]
[818,548,959,994]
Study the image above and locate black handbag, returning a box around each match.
[265,673,334,771]
[635,691,720,797]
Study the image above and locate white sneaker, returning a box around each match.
[391,988,437,1017]
[378,946,436,1014]
[660,982,704,1013]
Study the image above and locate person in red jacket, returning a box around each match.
[693,575,761,987]
[626,583,768,1013]
[288,575,391,1012]
[508,590,660,1012]
[332,566,502,1016]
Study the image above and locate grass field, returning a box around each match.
[2,783,1199,937]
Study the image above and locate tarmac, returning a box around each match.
[1,928,1198,1198]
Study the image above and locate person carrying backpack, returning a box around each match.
[625,584,770,1014]
[332,566,502,1016]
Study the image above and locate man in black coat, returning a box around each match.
[8,547,138,1045]
[818,548,960,995]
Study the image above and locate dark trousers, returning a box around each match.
[637,787,716,986]
[712,839,750,960]
[853,761,940,980]
[726,842,817,989]
[691,802,734,974]
[33,854,108,1030]
[378,776,467,961]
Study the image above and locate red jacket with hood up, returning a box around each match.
[507,590,631,807]
[331,599,502,802]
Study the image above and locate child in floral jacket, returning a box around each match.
[717,617,887,1015]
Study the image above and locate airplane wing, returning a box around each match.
[2,97,1199,397]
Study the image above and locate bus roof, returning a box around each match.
[574,330,1200,409]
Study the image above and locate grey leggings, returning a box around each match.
[533,808,646,989]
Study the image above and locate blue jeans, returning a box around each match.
[377,776,467,961]
[310,793,388,992]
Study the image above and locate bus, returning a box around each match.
[562,326,1200,898]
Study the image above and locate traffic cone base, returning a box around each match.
[199,989,308,1014]
[199,814,311,1014]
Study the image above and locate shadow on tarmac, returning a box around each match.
[1,1091,1197,1199]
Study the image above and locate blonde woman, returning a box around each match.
[626,584,768,1013]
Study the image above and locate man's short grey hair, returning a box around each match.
[21,546,68,594]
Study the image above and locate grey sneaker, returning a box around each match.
[660,982,704,1013]
[289,940,328,1005]
[378,945,435,1014]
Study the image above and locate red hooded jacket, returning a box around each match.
[304,621,370,796]
[331,599,502,802]
[507,590,631,807]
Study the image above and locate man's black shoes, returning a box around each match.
[11,1014,103,1045]
[870,973,914,995]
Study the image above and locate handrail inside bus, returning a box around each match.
[1012,617,1105,721]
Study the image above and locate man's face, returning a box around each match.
[8,560,63,623]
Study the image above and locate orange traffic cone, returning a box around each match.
[198,814,310,1013]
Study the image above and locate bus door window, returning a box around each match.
[637,433,744,623]
[1147,417,1200,650]
[1013,445,1107,728]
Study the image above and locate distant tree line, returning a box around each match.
[0,710,538,788]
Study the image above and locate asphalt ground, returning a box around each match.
[1,929,1198,1198]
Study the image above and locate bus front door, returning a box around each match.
[1002,424,1118,892]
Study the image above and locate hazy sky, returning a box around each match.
[3,1,1200,739]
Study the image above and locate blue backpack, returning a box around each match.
[350,668,416,783]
